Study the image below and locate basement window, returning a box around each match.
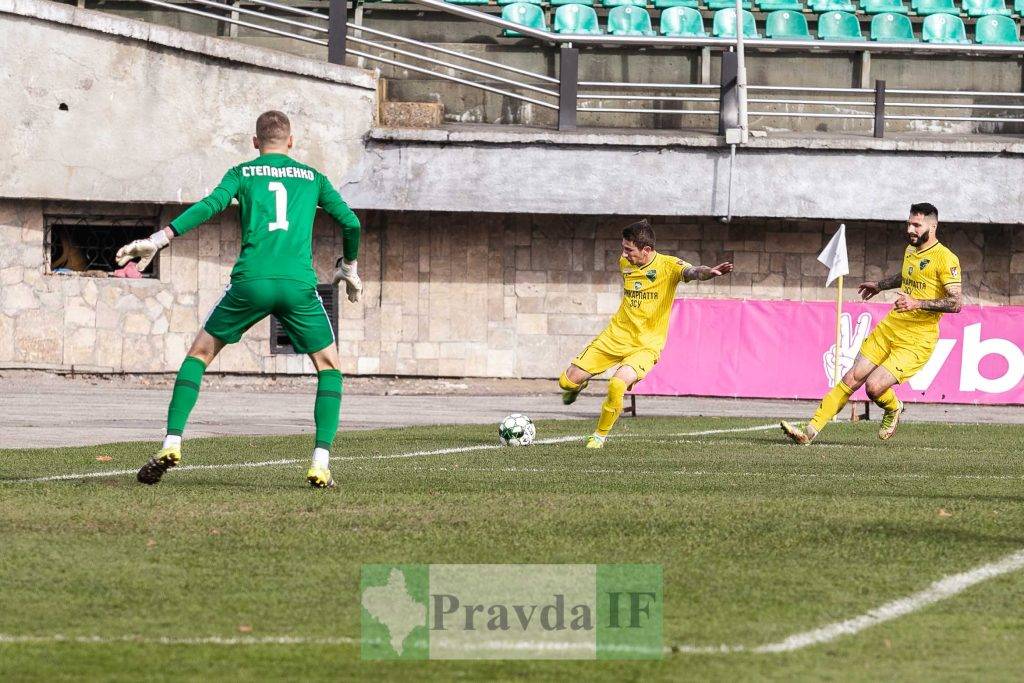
[45,214,161,278]
[270,284,338,355]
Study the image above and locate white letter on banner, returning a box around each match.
[959,323,1024,394]
[907,339,956,391]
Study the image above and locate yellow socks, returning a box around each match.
[596,377,628,437]
[874,387,900,412]
[809,381,854,433]
[558,372,581,392]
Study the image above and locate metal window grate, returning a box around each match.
[269,284,338,355]
[45,214,161,277]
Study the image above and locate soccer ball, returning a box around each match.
[498,413,536,446]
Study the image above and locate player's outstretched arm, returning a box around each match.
[894,283,963,314]
[859,272,902,300]
[319,175,362,303]
[682,262,734,282]
[115,226,174,271]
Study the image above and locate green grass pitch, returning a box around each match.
[2,416,1023,680]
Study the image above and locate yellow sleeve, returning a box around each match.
[940,251,962,286]
[674,258,694,283]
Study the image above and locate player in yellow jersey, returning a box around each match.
[782,203,963,445]
[558,220,733,448]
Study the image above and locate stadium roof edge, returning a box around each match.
[0,0,377,91]
[368,125,1024,156]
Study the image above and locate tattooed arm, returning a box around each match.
[895,283,963,314]
[858,272,903,300]
[682,262,734,282]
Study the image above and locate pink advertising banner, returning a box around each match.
[632,299,1024,405]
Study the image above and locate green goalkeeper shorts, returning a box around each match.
[204,279,335,354]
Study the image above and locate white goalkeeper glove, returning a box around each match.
[333,258,362,303]
[115,229,171,272]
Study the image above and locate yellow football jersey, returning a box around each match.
[884,241,961,335]
[602,252,693,353]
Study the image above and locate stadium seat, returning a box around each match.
[713,8,761,36]
[911,0,958,15]
[818,10,866,38]
[765,9,814,37]
[921,12,970,41]
[757,0,804,11]
[961,0,1012,15]
[552,0,595,6]
[860,0,909,12]
[501,3,549,36]
[498,0,543,5]
[807,0,856,12]
[1017,0,1024,14]
[660,5,707,34]
[707,0,752,10]
[602,0,648,8]
[653,0,700,8]
[554,3,604,32]
[870,11,918,38]
[607,5,657,33]
[975,13,1021,41]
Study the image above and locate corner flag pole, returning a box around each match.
[833,274,843,388]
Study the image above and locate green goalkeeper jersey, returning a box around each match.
[169,153,360,287]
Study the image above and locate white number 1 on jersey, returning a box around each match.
[267,181,290,232]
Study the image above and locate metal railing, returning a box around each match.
[128,0,1024,136]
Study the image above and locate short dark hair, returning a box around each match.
[910,202,938,220]
[256,110,291,145]
[622,219,656,250]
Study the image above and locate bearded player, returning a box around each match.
[558,219,734,448]
[115,111,362,489]
[782,203,962,445]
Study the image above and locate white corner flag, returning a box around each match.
[817,224,849,287]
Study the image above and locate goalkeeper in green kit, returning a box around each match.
[116,111,361,489]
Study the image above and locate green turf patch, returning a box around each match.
[2,417,1023,680]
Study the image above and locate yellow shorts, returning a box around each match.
[571,334,659,383]
[859,322,936,384]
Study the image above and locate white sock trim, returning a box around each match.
[162,435,182,450]
[312,447,330,470]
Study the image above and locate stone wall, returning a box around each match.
[3,201,1020,377]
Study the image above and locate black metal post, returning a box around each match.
[718,50,739,136]
[558,45,578,131]
[873,79,886,139]
[328,0,348,65]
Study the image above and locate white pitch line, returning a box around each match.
[752,546,1024,653]
[4,547,1023,654]
[3,426,778,485]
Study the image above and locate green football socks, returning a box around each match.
[166,356,207,437]
[314,369,343,450]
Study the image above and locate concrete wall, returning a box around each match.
[3,201,1021,376]
[0,0,376,204]
[344,128,1024,225]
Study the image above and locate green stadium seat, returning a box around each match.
[808,0,855,12]
[602,0,648,8]
[501,2,549,36]
[708,0,752,10]
[607,5,657,33]
[765,9,814,37]
[498,0,541,5]
[860,0,909,13]
[975,13,1021,41]
[911,0,958,15]
[757,0,804,10]
[554,3,604,32]
[713,7,760,36]
[870,11,917,38]
[653,0,699,8]
[818,10,866,38]
[1016,0,1024,14]
[660,5,707,34]
[552,0,594,5]
[921,12,970,41]
[961,0,1012,16]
